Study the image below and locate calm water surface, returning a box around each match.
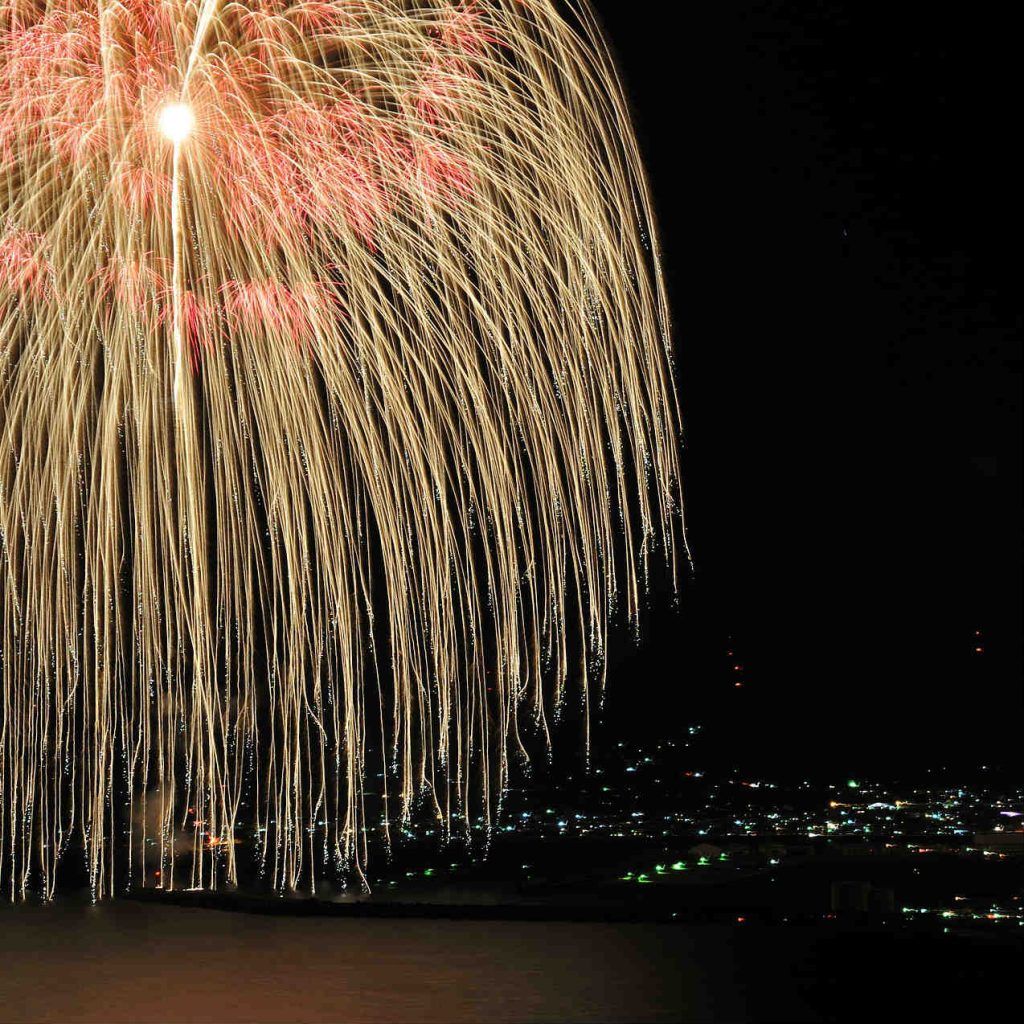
[0,902,749,1023]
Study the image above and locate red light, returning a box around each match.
[734,682,743,688]
[736,916,746,923]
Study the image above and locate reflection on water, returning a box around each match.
[0,901,743,1023]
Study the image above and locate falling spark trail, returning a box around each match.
[170,138,185,408]
[0,0,685,898]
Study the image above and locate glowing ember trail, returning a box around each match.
[0,0,685,898]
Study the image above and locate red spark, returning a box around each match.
[0,0,498,366]
[0,231,52,301]
[97,255,167,315]
[221,278,339,352]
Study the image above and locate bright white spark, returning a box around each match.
[158,103,196,144]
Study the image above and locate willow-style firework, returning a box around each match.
[0,0,683,898]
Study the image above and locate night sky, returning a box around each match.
[587,3,1020,769]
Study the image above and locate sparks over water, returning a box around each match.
[0,0,684,898]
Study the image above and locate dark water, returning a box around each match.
[2,901,1018,1022]
[0,902,748,1023]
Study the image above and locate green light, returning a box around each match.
[719,852,728,861]
[424,868,434,877]
[671,861,687,871]
[637,873,651,884]
[846,779,860,789]
[698,856,709,866]
[655,864,667,874]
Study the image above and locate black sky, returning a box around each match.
[585,2,1021,769]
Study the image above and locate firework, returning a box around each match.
[0,0,683,897]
